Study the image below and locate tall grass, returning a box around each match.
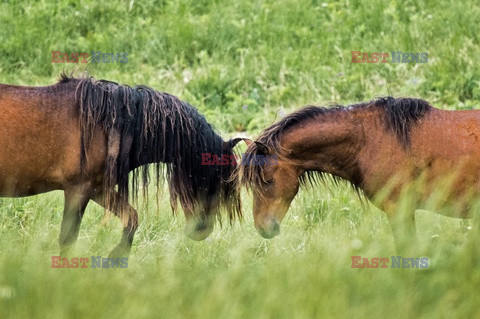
[1,0,480,317]
[0,185,478,318]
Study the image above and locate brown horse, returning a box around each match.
[238,97,480,249]
[0,74,244,257]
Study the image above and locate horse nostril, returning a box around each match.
[195,222,208,232]
[258,228,275,239]
[272,221,280,234]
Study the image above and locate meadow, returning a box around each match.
[1,0,480,317]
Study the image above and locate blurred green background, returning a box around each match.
[1,0,480,317]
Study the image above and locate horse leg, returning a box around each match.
[380,187,422,255]
[92,190,138,258]
[388,211,418,255]
[59,186,91,256]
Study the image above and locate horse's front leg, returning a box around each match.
[59,185,92,256]
[92,190,138,258]
[378,189,421,254]
[388,212,417,255]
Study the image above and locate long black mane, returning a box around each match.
[63,75,240,220]
[238,97,432,191]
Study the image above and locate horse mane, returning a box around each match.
[62,74,241,221]
[237,97,432,192]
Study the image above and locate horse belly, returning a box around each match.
[0,179,59,197]
[0,147,66,197]
[418,159,480,218]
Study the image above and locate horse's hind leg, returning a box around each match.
[92,190,138,258]
[59,186,91,256]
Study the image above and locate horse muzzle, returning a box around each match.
[185,218,214,241]
[256,217,280,239]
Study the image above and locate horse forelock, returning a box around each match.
[236,143,264,193]
[69,75,240,222]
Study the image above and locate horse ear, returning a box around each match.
[223,138,253,150]
[255,141,270,155]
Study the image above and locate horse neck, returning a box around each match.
[280,109,367,184]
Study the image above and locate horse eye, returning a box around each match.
[264,178,274,185]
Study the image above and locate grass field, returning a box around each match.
[1,0,480,317]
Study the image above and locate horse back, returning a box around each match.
[0,81,106,196]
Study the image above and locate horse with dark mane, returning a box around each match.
[238,97,480,250]
[0,74,244,257]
